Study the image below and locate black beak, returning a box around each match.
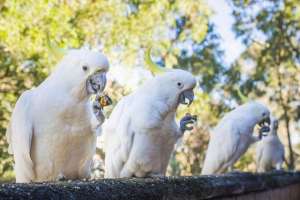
[179,89,194,106]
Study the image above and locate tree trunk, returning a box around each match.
[276,65,294,170]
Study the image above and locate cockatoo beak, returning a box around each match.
[258,116,271,127]
[258,116,271,137]
[179,89,194,106]
[86,70,107,95]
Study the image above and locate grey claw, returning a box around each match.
[258,126,270,139]
[180,114,197,133]
[56,174,67,181]
[93,102,102,113]
[260,126,270,133]
[92,100,105,122]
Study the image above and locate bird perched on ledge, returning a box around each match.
[202,102,271,175]
[102,69,197,178]
[256,117,285,172]
[6,49,109,182]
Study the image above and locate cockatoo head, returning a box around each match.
[242,101,271,128]
[259,116,279,138]
[154,69,196,108]
[53,49,109,97]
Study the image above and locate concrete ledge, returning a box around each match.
[0,171,300,200]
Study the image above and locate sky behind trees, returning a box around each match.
[207,0,245,65]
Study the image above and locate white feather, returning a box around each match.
[202,102,271,175]
[7,49,109,182]
[102,69,196,178]
[256,117,284,172]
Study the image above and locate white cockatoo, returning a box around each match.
[6,49,109,183]
[201,102,271,175]
[256,117,285,172]
[102,69,197,178]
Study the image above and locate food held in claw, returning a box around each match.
[97,93,112,108]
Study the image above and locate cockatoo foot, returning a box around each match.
[92,99,105,122]
[258,125,270,139]
[56,173,67,182]
[180,113,197,133]
[273,168,284,173]
[275,163,283,171]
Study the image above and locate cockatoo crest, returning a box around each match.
[144,47,168,75]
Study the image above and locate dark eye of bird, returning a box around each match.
[82,65,88,71]
[177,82,182,87]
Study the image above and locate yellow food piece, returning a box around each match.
[98,95,112,107]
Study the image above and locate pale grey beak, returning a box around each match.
[258,116,271,127]
[86,72,107,94]
[179,89,194,106]
[258,116,271,137]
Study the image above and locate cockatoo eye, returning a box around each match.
[177,82,183,88]
[82,65,88,71]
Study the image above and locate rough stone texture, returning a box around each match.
[0,171,300,200]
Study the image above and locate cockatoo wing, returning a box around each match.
[202,123,241,174]
[6,90,34,182]
[103,96,135,178]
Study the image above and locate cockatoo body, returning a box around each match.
[102,69,196,178]
[256,117,285,172]
[201,102,271,175]
[6,49,109,182]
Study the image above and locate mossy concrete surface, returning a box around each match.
[0,171,300,200]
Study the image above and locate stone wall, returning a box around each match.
[0,171,299,200]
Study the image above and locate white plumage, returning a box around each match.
[102,69,196,178]
[201,102,271,175]
[6,49,109,182]
[256,117,285,172]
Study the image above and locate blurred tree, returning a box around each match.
[227,0,300,169]
[176,24,225,92]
